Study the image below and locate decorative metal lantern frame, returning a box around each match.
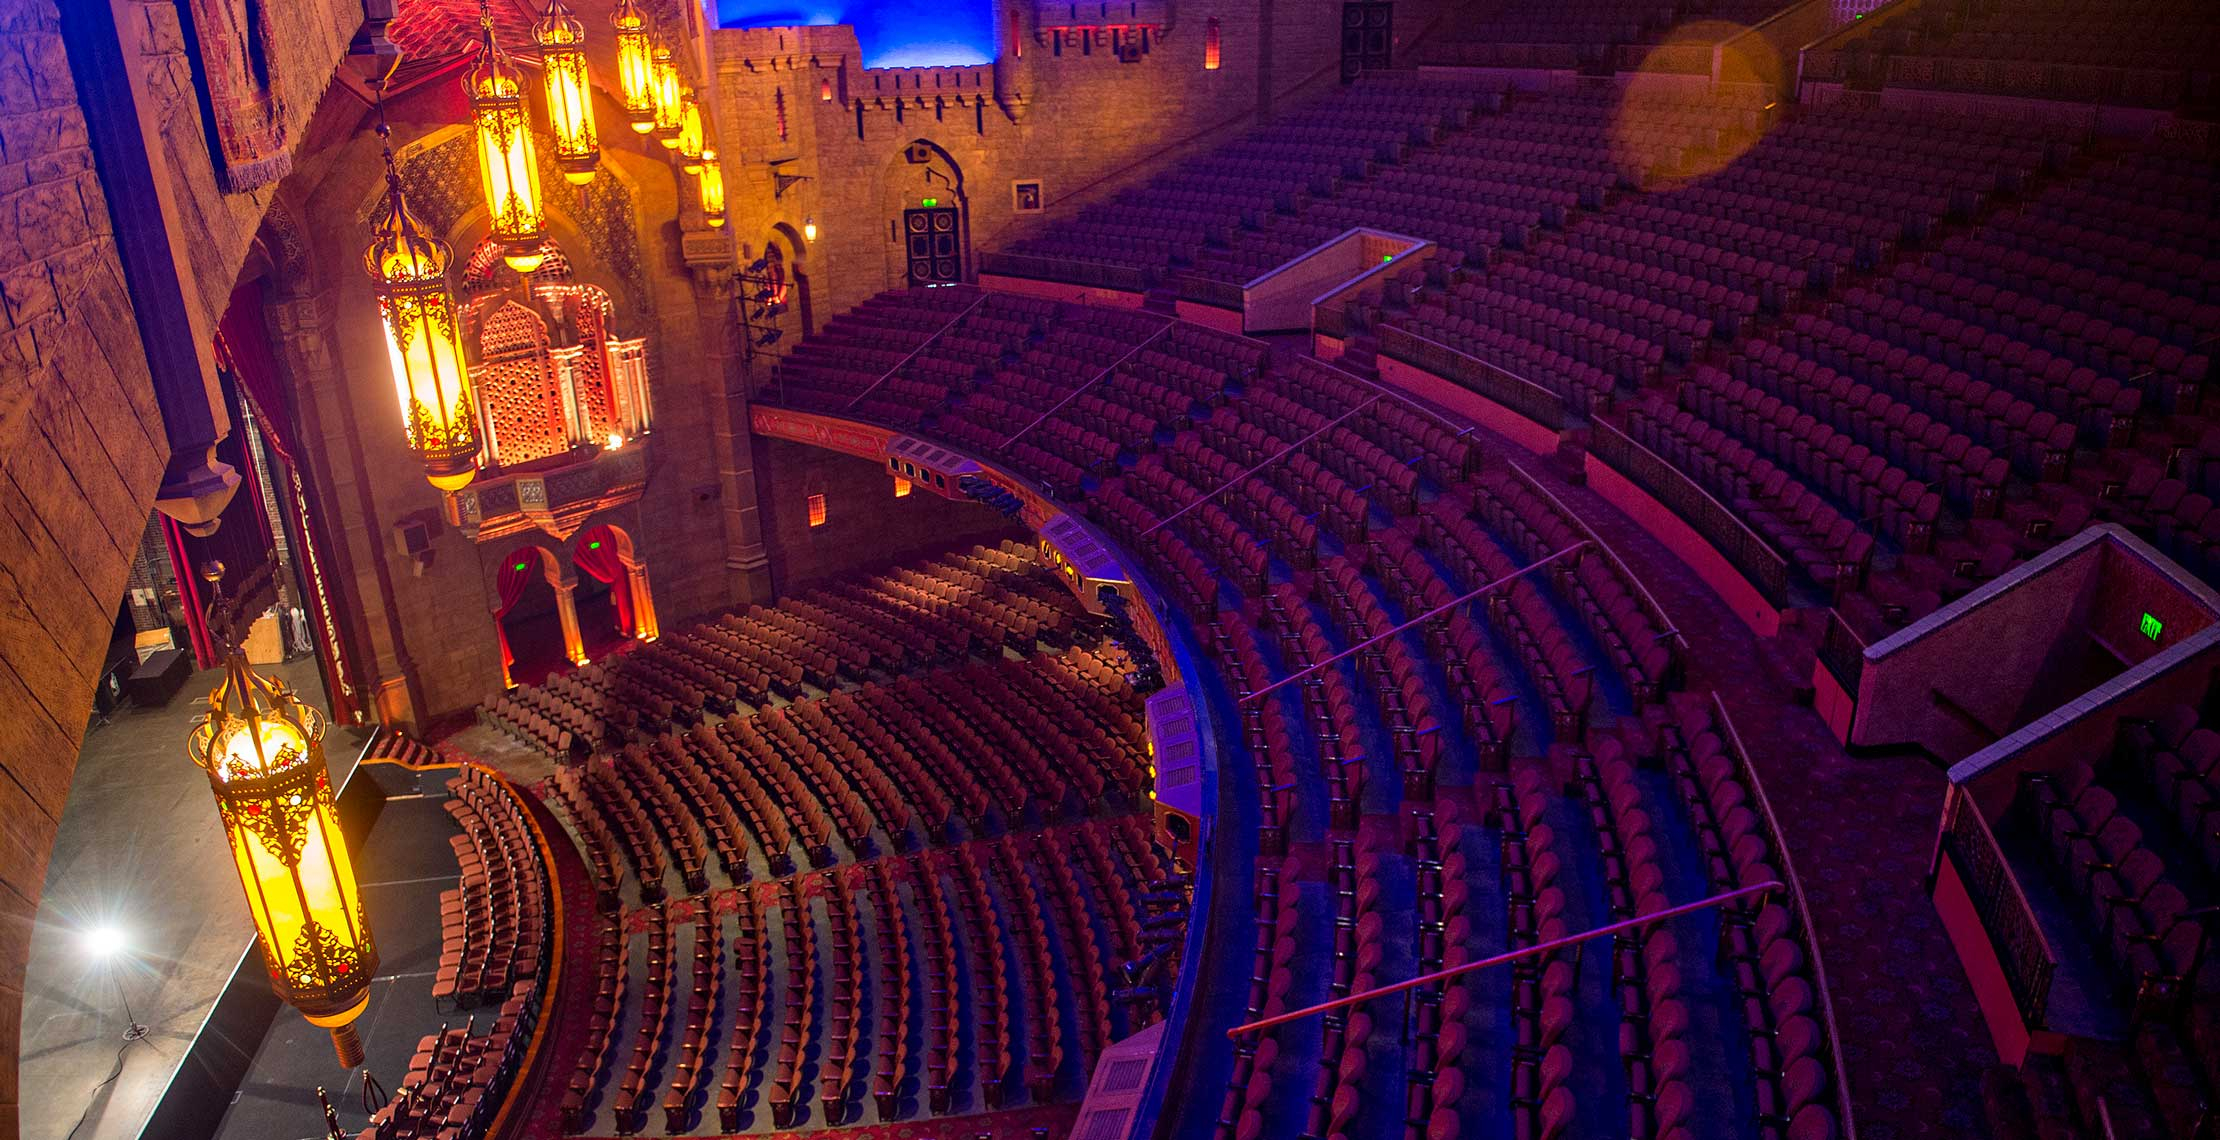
[366,144,482,491]
[611,0,657,132]
[188,648,377,1067]
[467,19,548,271]
[650,41,684,146]
[676,93,705,172]
[535,0,599,185]
[698,148,725,227]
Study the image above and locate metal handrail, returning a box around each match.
[844,292,991,412]
[1712,693,1858,1140]
[1229,880,1785,1038]
[1242,542,1589,702]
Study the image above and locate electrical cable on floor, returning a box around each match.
[62,1035,137,1140]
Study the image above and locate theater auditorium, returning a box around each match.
[4,1,2216,1139]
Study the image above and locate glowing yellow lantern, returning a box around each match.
[188,620,376,1068]
[467,20,547,272]
[803,217,818,242]
[698,148,725,227]
[535,0,598,185]
[611,0,656,132]
[651,41,684,146]
[676,94,705,173]
[366,142,480,491]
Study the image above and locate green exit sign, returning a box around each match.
[2142,613,2164,641]
[922,196,939,207]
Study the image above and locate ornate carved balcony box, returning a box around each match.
[444,439,649,542]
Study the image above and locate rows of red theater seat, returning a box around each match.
[434,767,552,1011]
[480,543,1079,758]
[1977,699,2220,1140]
[487,541,1185,1133]
[356,765,552,1140]
[556,818,1177,1134]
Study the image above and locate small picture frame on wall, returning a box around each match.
[1013,180,1045,213]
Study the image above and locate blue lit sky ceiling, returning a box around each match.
[715,0,997,67]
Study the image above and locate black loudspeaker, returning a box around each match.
[125,648,193,708]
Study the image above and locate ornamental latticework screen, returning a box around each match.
[463,240,652,470]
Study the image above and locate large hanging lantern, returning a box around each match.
[650,41,684,147]
[365,140,480,491]
[467,18,548,272]
[188,613,377,1068]
[698,148,725,227]
[611,0,656,132]
[535,0,598,185]
[676,93,705,173]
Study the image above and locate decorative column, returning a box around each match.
[694,274,773,603]
[622,554,660,641]
[554,574,588,665]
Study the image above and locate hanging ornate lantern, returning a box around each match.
[365,130,480,491]
[611,0,656,133]
[698,148,725,227]
[676,93,705,173]
[803,217,818,242]
[467,15,548,271]
[188,584,377,1069]
[650,40,684,147]
[535,0,598,185]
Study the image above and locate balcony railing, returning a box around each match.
[1376,325,1567,430]
[1818,608,1867,697]
[1942,785,2056,1029]
[976,250,1156,293]
[1586,419,1790,607]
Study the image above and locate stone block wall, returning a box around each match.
[0,1,167,1131]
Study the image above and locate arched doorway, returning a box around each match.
[492,544,585,688]
[572,523,660,654]
[880,139,969,289]
[771,221,815,336]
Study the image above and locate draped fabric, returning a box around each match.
[493,555,538,674]
[217,278,299,466]
[572,526,634,634]
[164,515,220,668]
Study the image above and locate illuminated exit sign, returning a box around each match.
[2142,613,2164,641]
[922,196,939,207]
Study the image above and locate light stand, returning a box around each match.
[86,927,149,1042]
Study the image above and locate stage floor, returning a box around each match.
[19,657,364,1140]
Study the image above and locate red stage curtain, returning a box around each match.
[217,278,298,466]
[572,526,633,634]
[493,555,537,675]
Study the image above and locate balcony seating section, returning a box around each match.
[1002,75,1501,278]
[1977,701,2220,1140]
[1866,0,2220,105]
[434,767,552,1012]
[1187,87,1770,291]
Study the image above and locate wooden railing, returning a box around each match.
[977,250,1156,293]
[1818,608,1868,697]
[1585,419,1791,607]
[1176,274,1245,311]
[1941,784,2057,1029]
[1375,324,1568,430]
